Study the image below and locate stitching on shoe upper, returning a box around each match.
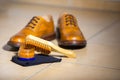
[27,17,40,29]
[65,14,77,26]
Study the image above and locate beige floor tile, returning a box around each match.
[0,51,53,80]
[29,63,120,80]
[0,63,52,80]
[76,44,120,68]
[60,44,120,69]
[80,12,120,40]
[88,21,120,45]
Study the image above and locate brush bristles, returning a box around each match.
[25,37,51,54]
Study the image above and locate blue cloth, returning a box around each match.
[11,54,62,66]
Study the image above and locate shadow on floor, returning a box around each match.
[3,44,19,51]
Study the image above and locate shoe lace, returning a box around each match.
[65,14,77,26]
[27,16,40,29]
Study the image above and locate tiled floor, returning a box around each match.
[0,2,120,80]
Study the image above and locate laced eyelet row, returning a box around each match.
[65,15,77,26]
[27,16,40,29]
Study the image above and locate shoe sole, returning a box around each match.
[56,27,86,49]
[7,32,56,49]
[58,40,86,49]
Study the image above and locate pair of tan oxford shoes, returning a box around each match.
[7,13,87,49]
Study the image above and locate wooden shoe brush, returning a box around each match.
[25,35,76,58]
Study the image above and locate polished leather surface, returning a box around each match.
[57,13,86,48]
[8,15,55,48]
[18,44,35,59]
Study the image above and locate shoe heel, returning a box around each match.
[41,32,56,41]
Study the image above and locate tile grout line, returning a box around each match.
[87,19,120,41]
[64,61,120,70]
[23,63,53,80]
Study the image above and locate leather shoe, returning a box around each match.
[7,15,55,48]
[57,13,86,49]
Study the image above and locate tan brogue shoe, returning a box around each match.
[57,13,86,49]
[7,15,55,48]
